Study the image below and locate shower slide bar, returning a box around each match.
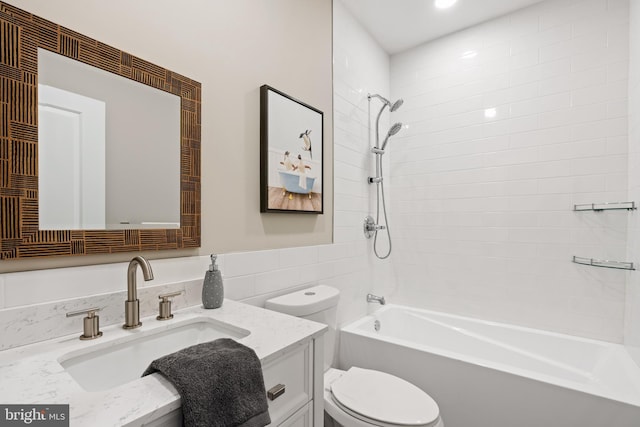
[572,256,635,271]
[573,201,636,212]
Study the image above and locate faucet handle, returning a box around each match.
[66,307,103,340]
[159,291,183,301]
[157,291,183,321]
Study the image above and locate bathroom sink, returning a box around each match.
[59,317,250,392]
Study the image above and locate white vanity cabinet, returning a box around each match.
[144,338,323,427]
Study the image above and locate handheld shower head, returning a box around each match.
[380,122,403,150]
[389,122,403,135]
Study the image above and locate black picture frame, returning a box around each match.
[260,85,324,214]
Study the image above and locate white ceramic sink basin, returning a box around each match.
[59,317,250,392]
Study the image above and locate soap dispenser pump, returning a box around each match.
[202,254,224,309]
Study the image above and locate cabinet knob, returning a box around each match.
[267,383,286,401]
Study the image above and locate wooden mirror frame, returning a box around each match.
[0,2,201,259]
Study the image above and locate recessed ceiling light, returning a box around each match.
[435,0,457,9]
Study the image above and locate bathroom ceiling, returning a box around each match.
[340,0,546,54]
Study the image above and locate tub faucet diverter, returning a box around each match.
[367,293,386,305]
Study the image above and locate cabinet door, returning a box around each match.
[278,402,312,427]
[263,343,312,425]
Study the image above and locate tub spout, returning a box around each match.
[367,293,386,305]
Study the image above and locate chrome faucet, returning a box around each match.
[123,256,154,329]
[367,293,386,305]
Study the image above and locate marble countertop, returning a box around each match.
[0,300,327,426]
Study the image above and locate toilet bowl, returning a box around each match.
[265,285,444,427]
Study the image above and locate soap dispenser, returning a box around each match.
[202,254,224,309]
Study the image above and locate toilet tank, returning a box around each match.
[265,285,340,370]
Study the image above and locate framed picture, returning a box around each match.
[260,85,323,214]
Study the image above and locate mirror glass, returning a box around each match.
[37,48,180,230]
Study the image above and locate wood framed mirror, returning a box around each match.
[0,2,201,259]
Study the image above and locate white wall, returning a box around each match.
[389,0,630,342]
[626,0,640,365]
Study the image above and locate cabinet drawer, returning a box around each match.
[263,343,312,425]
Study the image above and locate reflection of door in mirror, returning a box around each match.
[37,48,181,230]
[39,85,106,230]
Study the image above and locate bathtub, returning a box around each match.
[278,170,316,194]
[338,305,640,427]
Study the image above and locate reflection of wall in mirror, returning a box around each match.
[38,48,181,229]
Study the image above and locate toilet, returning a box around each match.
[265,285,444,427]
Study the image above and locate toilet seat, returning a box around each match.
[327,367,441,427]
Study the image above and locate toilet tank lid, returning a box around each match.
[265,285,340,317]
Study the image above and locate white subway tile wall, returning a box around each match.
[626,0,640,366]
[389,0,629,342]
[332,0,396,314]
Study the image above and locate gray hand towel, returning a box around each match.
[142,338,271,427]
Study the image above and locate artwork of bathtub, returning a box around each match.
[339,305,640,427]
[278,170,316,194]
